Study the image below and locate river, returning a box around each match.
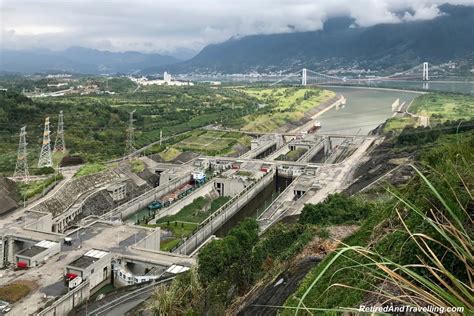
[317,87,419,135]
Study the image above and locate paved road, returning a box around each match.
[86,277,174,315]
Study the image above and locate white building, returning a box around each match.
[129,72,194,87]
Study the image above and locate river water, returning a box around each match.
[317,81,473,135]
[317,87,419,135]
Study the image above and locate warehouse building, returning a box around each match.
[15,240,60,268]
[65,249,111,289]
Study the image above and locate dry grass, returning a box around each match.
[0,280,38,303]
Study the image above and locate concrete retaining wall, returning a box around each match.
[103,173,191,220]
[37,280,90,316]
[174,169,275,255]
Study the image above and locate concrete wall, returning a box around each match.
[24,212,53,233]
[103,173,191,220]
[0,236,6,268]
[214,178,247,197]
[133,229,161,251]
[175,169,275,255]
[37,280,90,316]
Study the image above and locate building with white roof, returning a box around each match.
[65,249,111,289]
[15,240,61,268]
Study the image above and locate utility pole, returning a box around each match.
[13,126,30,181]
[38,117,53,168]
[159,129,163,146]
[126,110,136,156]
[53,110,66,153]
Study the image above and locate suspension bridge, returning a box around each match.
[270,62,450,86]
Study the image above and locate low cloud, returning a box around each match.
[1,0,473,55]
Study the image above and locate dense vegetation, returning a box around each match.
[284,128,473,313]
[237,87,335,132]
[17,174,64,200]
[384,92,474,132]
[0,86,258,174]
[299,193,370,226]
[149,219,322,314]
[0,84,335,174]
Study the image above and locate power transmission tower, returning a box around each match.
[38,117,53,168]
[13,126,30,181]
[53,110,66,153]
[125,110,136,156]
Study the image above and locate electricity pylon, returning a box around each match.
[38,117,53,168]
[13,126,30,181]
[53,110,66,153]
[126,110,136,156]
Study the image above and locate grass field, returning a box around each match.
[239,87,335,132]
[0,280,37,303]
[157,196,230,224]
[384,93,474,133]
[410,93,474,122]
[74,163,107,177]
[383,116,418,133]
[171,130,251,156]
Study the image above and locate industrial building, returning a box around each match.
[65,249,111,289]
[15,240,60,268]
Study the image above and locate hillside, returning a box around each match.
[147,4,474,74]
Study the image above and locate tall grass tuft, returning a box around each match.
[294,165,473,315]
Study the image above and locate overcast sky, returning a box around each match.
[2,0,474,57]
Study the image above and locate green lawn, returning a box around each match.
[157,196,230,224]
[383,116,418,132]
[172,130,251,156]
[74,163,107,177]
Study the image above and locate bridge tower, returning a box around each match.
[53,110,66,153]
[301,68,307,86]
[422,62,429,81]
[125,110,136,156]
[38,117,53,168]
[13,126,29,181]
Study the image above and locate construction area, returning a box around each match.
[0,93,382,315]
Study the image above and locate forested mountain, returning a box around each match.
[146,4,474,74]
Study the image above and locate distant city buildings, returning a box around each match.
[129,72,194,86]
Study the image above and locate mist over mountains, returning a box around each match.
[1,4,473,75]
[148,4,474,74]
[0,47,179,74]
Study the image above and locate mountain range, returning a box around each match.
[1,4,473,75]
[0,46,179,74]
[146,4,474,74]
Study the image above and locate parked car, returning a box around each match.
[0,300,11,313]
